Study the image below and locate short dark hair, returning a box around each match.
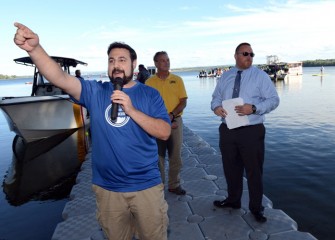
[235,42,251,53]
[153,51,168,62]
[107,42,137,62]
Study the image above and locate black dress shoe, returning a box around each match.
[213,200,241,209]
[252,211,267,223]
[168,186,186,195]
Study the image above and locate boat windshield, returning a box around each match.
[37,73,52,85]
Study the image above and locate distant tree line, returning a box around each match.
[0,74,17,79]
[302,59,335,67]
[172,59,335,72]
[1,59,334,78]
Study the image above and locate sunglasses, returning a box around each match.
[238,52,255,57]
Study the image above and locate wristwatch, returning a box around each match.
[169,112,175,121]
[252,105,257,114]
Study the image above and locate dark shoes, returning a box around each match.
[168,186,186,195]
[252,211,267,223]
[213,199,241,209]
[214,199,267,223]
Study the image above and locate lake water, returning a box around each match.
[1,66,335,239]
[0,79,88,240]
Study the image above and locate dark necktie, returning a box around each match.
[232,70,242,98]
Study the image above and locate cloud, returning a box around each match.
[3,0,335,76]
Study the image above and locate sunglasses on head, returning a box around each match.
[238,52,255,57]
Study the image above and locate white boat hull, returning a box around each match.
[0,95,90,143]
[3,127,89,205]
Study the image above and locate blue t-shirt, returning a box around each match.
[73,79,170,192]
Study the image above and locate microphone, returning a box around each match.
[111,77,124,122]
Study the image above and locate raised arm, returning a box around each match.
[13,22,82,100]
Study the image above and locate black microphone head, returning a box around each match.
[110,77,123,122]
[112,77,124,86]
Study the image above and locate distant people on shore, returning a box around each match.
[136,64,151,84]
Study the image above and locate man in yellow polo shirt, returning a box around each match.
[146,51,188,195]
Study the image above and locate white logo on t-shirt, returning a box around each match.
[105,104,130,127]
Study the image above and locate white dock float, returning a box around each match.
[52,126,317,240]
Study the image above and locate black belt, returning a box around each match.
[222,122,262,130]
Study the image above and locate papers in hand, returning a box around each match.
[222,97,249,129]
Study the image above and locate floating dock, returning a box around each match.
[52,126,317,240]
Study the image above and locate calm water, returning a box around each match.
[181,67,335,240]
[0,79,88,240]
[1,67,335,239]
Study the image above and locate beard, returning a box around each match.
[109,68,134,85]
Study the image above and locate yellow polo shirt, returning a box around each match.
[146,73,187,116]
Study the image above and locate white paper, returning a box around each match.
[222,97,250,129]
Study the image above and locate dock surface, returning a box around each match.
[52,126,317,240]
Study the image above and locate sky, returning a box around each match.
[1,0,334,76]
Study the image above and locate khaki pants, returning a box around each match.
[157,117,183,189]
[92,183,168,240]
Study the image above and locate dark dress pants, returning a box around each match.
[219,123,265,213]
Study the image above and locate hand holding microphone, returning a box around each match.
[111,77,124,122]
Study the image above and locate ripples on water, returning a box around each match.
[1,67,335,239]
[181,67,335,240]
[0,78,88,239]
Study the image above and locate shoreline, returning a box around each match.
[2,65,334,80]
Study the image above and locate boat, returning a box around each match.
[261,55,303,81]
[198,70,208,78]
[312,74,327,76]
[198,68,223,78]
[3,127,89,206]
[0,56,90,143]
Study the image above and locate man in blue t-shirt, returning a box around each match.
[14,22,171,240]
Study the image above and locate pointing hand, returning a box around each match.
[14,22,39,52]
